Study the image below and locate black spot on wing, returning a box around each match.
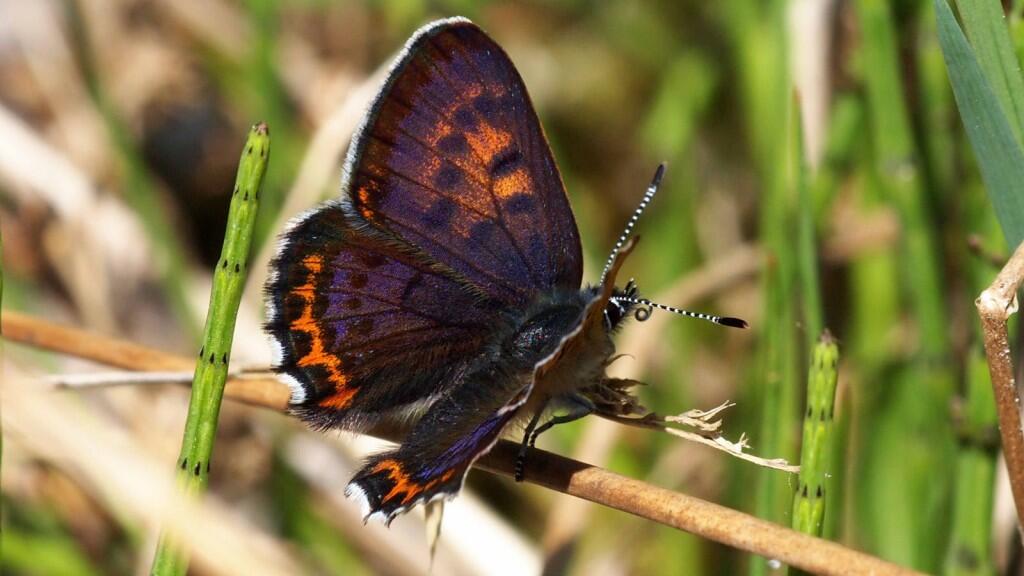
[424,197,457,229]
[473,93,499,117]
[357,253,387,269]
[434,164,462,189]
[489,147,523,178]
[349,272,369,289]
[289,329,313,359]
[470,221,497,243]
[507,193,535,215]
[453,106,476,129]
[353,318,375,337]
[437,133,468,156]
[401,272,425,304]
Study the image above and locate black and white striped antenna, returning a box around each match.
[600,164,748,330]
[610,295,748,329]
[599,163,665,285]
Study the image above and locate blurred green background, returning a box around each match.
[0,0,1020,574]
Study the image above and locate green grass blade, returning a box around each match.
[747,14,800,575]
[3,529,103,576]
[150,123,269,576]
[855,1,956,569]
[795,101,824,350]
[954,0,1024,146]
[937,0,1024,247]
[944,346,998,576]
[791,332,839,537]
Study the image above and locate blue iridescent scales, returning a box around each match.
[264,17,662,524]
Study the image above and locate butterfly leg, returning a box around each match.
[513,393,596,482]
[514,399,550,482]
[529,393,596,448]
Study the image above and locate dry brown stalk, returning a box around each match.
[976,240,1024,532]
[4,311,923,575]
[3,310,290,410]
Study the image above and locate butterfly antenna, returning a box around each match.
[610,295,749,329]
[599,163,666,285]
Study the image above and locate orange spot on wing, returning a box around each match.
[287,254,357,409]
[372,459,457,505]
[466,125,512,169]
[357,187,376,221]
[493,168,530,199]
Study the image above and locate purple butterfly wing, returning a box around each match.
[266,205,495,429]
[342,18,582,306]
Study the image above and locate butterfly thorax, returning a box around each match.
[504,287,633,410]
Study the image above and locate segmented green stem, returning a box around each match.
[791,332,839,536]
[150,123,269,576]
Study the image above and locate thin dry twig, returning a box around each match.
[477,441,921,576]
[4,312,922,575]
[3,310,289,410]
[976,240,1024,533]
[44,367,274,389]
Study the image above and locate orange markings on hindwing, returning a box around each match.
[356,186,376,221]
[288,254,357,409]
[372,459,456,505]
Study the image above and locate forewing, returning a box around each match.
[347,370,531,523]
[266,204,495,430]
[343,18,582,306]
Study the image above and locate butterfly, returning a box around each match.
[265,16,745,525]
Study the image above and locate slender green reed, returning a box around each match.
[916,2,957,205]
[791,332,839,537]
[855,1,956,569]
[811,96,862,542]
[717,3,802,574]
[941,87,1004,576]
[150,123,269,576]
[944,347,998,576]
[795,102,823,351]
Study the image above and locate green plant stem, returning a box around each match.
[795,101,824,350]
[855,1,956,570]
[720,3,802,574]
[150,123,269,576]
[791,332,839,537]
[944,347,998,576]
